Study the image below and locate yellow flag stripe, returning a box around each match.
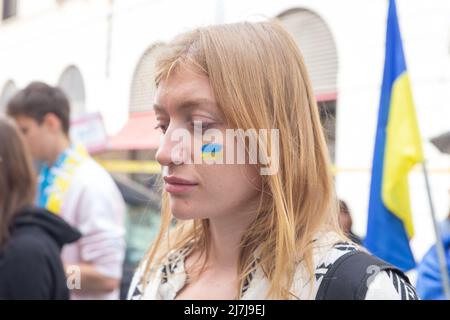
[382,72,424,238]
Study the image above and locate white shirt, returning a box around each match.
[61,158,126,300]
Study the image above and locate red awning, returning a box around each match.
[108,111,161,150]
[315,92,337,102]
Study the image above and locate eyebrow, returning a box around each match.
[153,98,219,115]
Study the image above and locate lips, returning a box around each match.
[163,176,198,194]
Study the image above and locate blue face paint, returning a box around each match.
[201,143,223,161]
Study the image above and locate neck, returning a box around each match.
[46,134,70,167]
[206,204,259,270]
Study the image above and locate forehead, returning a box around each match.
[154,66,215,110]
[13,115,39,127]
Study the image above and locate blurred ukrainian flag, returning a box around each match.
[365,0,424,271]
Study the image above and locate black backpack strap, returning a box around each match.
[315,250,410,300]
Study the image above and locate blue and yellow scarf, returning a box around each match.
[36,144,89,214]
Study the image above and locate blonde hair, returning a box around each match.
[141,21,344,299]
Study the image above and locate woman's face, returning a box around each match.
[154,66,262,221]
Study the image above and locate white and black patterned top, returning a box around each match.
[127,232,418,300]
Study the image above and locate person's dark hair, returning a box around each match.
[0,117,36,249]
[6,81,70,135]
[339,199,350,215]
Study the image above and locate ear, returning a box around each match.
[42,113,63,133]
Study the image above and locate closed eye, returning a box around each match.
[190,121,214,131]
[154,124,168,134]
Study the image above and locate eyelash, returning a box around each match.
[190,122,213,130]
[154,122,213,134]
[154,124,168,133]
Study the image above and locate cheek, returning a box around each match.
[27,130,50,153]
[22,132,37,148]
[168,165,262,220]
[28,132,43,148]
[34,129,52,144]
[200,164,262,206]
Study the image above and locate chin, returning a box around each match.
[169,199,199,220]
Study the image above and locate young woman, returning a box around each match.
[0,117,80,299]
[128,21,418,300]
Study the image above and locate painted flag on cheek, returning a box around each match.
[201,143,223,162]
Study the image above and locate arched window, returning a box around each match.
[2,0,17,21]
[129,44,164,113]
[58,65,86,120]
[0,80,17,114]
[278,9,338,161]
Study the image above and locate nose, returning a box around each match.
[156,133,174,167]
[155,126,190,166]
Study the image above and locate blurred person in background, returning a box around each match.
[338,199,363,245]
[416,189,450,299]
[128,22,417,300]
[0,117,81,300]
[7,82,126,300]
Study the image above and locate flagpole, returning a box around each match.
[422,161,450,299]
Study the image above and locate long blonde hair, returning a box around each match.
[141,21,344,299]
